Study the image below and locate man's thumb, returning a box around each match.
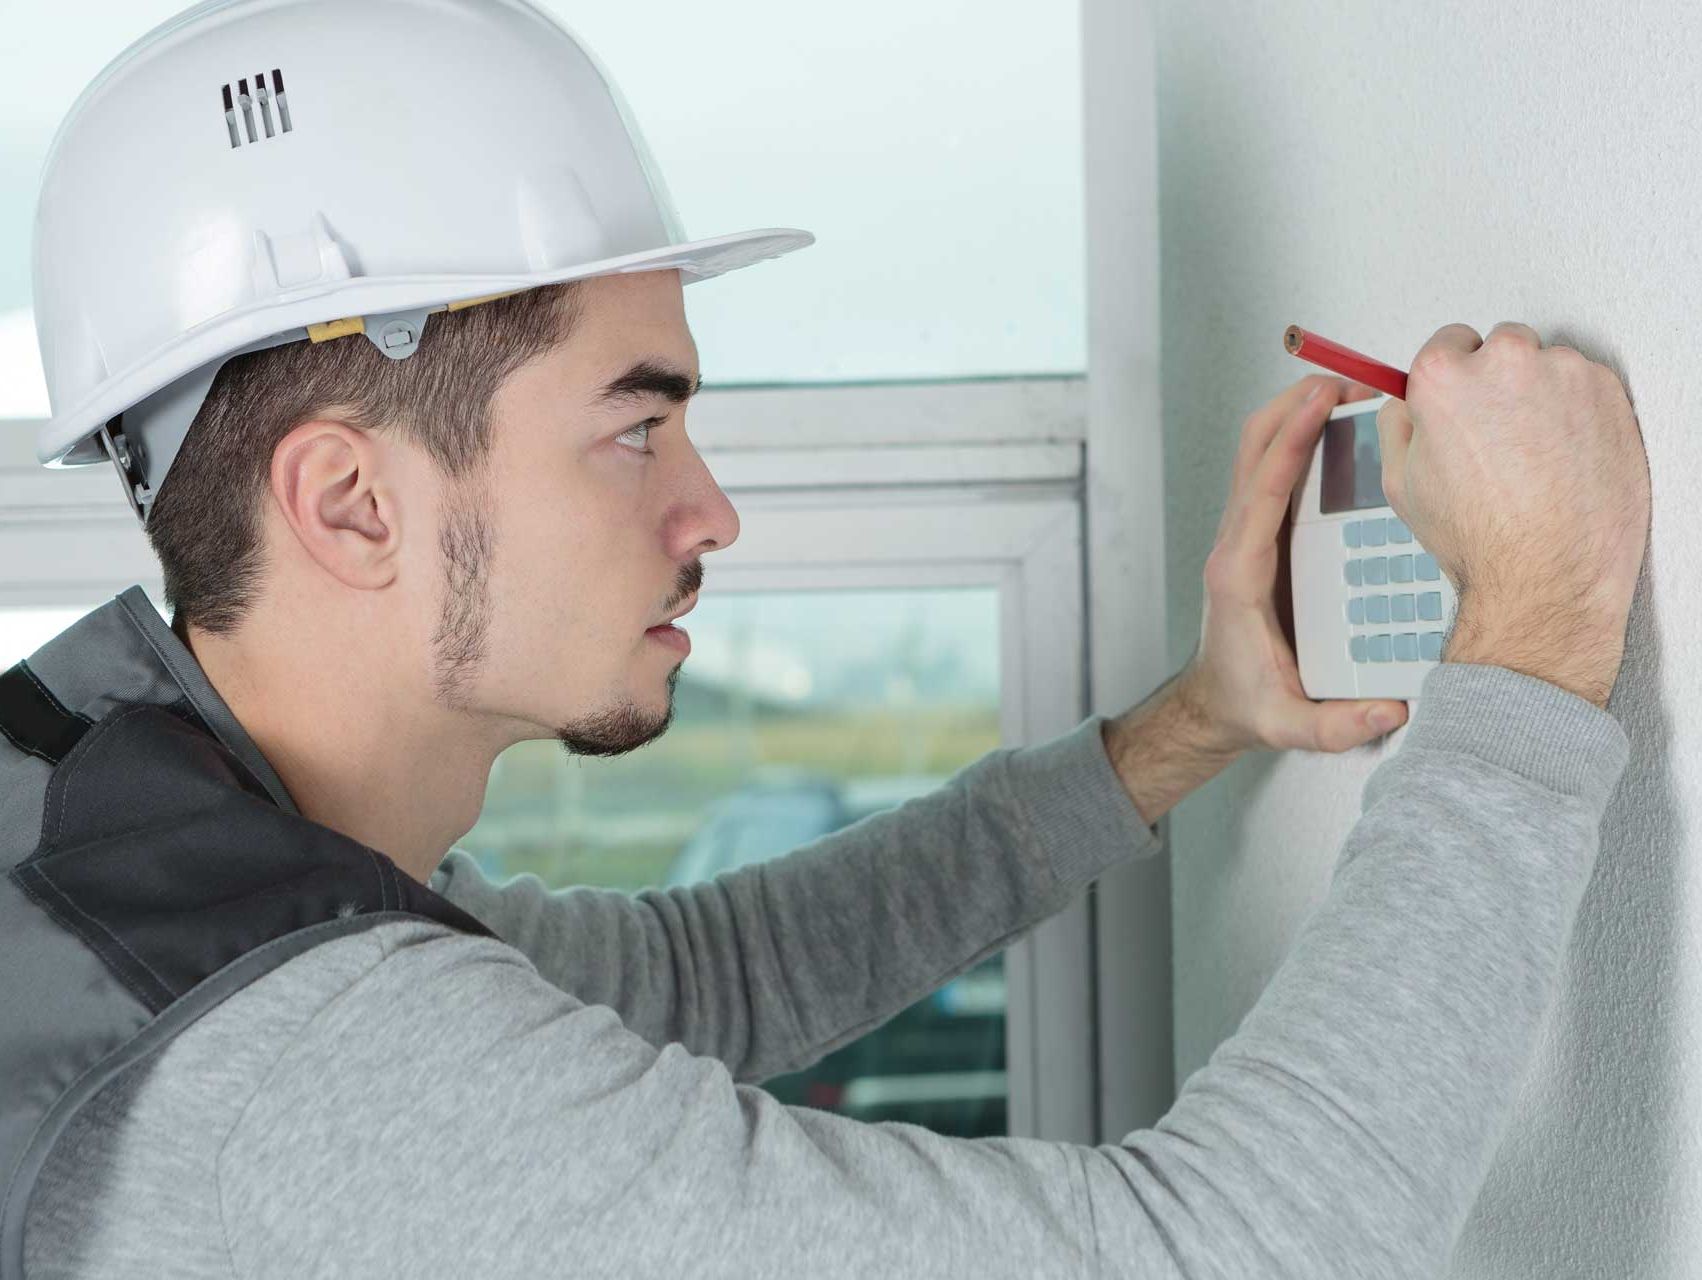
[1312,699,1408,752]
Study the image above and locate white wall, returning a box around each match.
[1153,2,1698,1275]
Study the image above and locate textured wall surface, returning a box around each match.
[1155,2,1699,1275]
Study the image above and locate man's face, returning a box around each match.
[436,268,738,757]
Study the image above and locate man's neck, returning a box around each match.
[182,613,508,885]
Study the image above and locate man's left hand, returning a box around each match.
[1176,374,1410,756]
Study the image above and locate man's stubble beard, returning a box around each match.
[428,474,677,758]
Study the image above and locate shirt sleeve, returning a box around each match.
[220,663,1628,1280]
[426,713,1161,1083]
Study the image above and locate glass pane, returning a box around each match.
[0,1,1083,415]
[0,605,103,666]
[547,0,1088,383]
[0,1,188,415]
[0,594,169,666]
[461,585,1008,1136]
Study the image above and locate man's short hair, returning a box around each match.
[146,281,586,637]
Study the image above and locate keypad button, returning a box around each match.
[1345,560,1363,588]
[1394,632,1419,662]
[1347,598,1365,625]
[1363,557,1388,586]
[1350,635,1369,663]
[1418,592,1443,621]
[1365,594,1390,624]
[1415,553,1440,581]
[1420,631,1444,661]
[1369,634,1392,663]
[1391,594,1416,623]
[1361,519,1387,547]
[1389,554,1413,584]
[1343,521,1362,549]
[1386,518,1413,544]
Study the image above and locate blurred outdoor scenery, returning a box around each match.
[457,585,1011,1136]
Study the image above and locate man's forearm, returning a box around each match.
[1101,666,1244,826]
[433,709,1148,1085]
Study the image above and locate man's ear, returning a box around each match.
[268,419,403,591]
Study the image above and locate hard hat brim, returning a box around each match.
[37,225,814,469]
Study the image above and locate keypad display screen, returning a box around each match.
[1321,411,1387,514]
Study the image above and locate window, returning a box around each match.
[551,487,1096,1142]
[0,607,99,667]
[462,586,1008,1136]
[536,0,1086,383]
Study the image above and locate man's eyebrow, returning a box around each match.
[590,360,703,409]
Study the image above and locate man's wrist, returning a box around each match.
[1101,670,1245,827]
[1444,598,1624,710]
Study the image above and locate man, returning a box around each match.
[2,2,1649,1278]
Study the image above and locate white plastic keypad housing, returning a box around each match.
[1289,395,1458,700]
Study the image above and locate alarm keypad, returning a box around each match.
[1339,518,1451,669]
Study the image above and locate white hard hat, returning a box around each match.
[30,0,814,523]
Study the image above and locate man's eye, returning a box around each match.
[617,418,663,452]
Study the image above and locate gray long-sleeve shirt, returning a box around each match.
[22,662,1628,1278]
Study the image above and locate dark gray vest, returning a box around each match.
[0,587,495,1278]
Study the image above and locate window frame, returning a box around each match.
[702,472,1094,1144]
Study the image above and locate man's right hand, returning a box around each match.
[1376,323,1650,708]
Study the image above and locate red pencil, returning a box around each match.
[1283,325,1408,401]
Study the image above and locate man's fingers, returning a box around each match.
[1219,374,1391,553]
[1483,320,1543,350]
[1410,322,1484,376]
[1271,697,1408,753]
[1376,398,1412,512]
[1232,375,1339,492]
[1337,380,1385,403]
[1376,326,1486,515]
[1225,381,1337,556]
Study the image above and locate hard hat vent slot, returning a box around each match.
[222,69,292,149]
